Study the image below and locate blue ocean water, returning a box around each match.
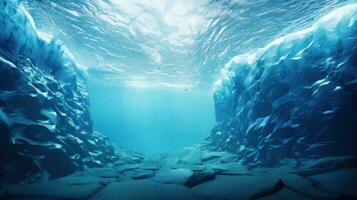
[18,0,352,155]
[88,83,215,154]
[1,0,357,199]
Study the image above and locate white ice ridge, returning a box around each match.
[214,3,357,92]
[0,0,84,73]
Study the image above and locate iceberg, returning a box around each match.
[0,0,117,183]
[206,4,357,167]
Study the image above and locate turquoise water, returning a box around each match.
[89,83,215,154]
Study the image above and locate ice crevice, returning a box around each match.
[0,1,357,199]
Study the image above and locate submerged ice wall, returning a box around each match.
[207,4,357,167]
[0,0,117,183]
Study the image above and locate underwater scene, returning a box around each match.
[1,0,357,199]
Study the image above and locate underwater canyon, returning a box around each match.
[1,0,357,199]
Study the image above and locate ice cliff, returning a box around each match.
[0,0,117,183]
[206,4,357,167]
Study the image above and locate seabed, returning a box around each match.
[2,146,357,200]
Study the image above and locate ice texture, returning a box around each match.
[0,0,117,183]
[206,4,357,167]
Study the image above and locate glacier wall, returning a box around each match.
[0,0,117,183]
[206,4,357,167]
